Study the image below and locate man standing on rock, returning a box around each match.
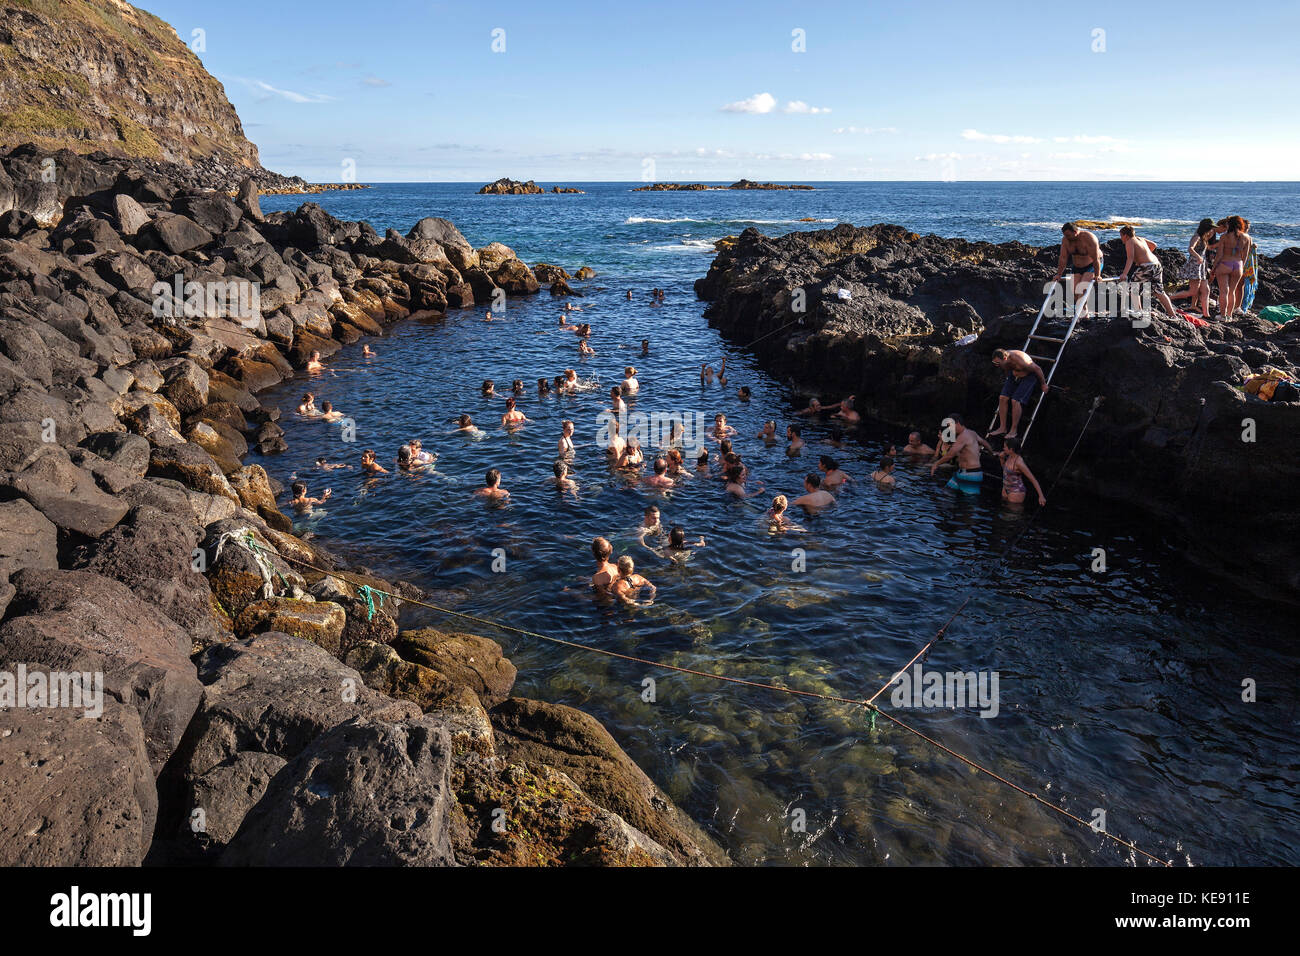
[1052,222,1103,316]
[1117,225,1179,322]
[989,349,1048,439]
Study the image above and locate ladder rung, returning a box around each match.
[1029,355,1056,363]
[1029,335,1066,344]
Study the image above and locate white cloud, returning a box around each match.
[1053,134,1122,144]
[1049,151,1090,160]
[239,78,333,103]
[961,128,1042,144]
[832,126,898,135]
[754,152,835,161]
[916,152,962,162]
[783,100,832,114]
[361,75,391,88]
[721,92,777,114]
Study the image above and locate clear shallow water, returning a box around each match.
[250,183,1300,866]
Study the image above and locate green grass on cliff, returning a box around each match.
[8,0,176,48]
[0,105,91,138]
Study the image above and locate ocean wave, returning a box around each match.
[625,216,708,224]
[642,239,721,252]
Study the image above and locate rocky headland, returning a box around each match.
[633,179,815,192]
[695,223,1300,599]
[0,145,725,867]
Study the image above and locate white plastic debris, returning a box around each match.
[955,333,978,346]
[836,288,852,301]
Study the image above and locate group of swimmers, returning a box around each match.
[288,285,1058,601]
[1055,216,1255,321]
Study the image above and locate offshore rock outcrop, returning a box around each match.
[0,147,726,867]
[695,223,1300,599]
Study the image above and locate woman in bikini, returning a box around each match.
[1171,219,1216,318]
[1213,216,1252,320]
[999,438,1046,507]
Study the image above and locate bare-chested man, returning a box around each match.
[1117,225,1178,320]
[591,536,617,589]
[1053,222,1103,316]
[990,348,1048,439]
[930,414,993,491]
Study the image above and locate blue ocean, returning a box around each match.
[252,182,1300,866]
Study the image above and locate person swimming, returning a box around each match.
[579,338,595,357]
[605,418,627,460]
[558,419,575,457]
[609,386,627,417]
[641,339,649,356]
[512,379,525,394]
[552,460,578,495]
[360,448,388,474]
[618,435,645,469]
[665,448,688,480]
[456,414,485,439]
[297,392,319,416]
[612,555,656,606]
[834,395,861,425]
[696,448,710,474]
[315,456,351,471]
[724,462,761,498]
[637,505,663,545]
[711,413,735,440]
[475,467,509,500]
[758,420,778,443]
[396,444,415,470]
[786,423,805,454]
[362,344,376,357]
[305,350,324,373]
[818,455,853,491]
[765,494,805,532]
[737,385,752,402]
[290,480,331,513]
[891,431,935,456]
[643,457,674,489]
[482,379,495,397]
[792,473,835,510]
[410,439,435,465]
[622,366,640,394]
[320,400,343,423]
[998,437,1046,506]
[502,396,528,427]
[591,536,617,589]
[872,455,897,488]
[538,377,551,395]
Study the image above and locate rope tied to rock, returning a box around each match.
[357,583,383,621]
[211,529,278,599]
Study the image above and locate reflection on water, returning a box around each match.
[251,262,1298,870]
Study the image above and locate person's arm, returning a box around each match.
[1119,241,1133,280]
[1018,460,1047,506]
[931,447,956,472]
[1029,359,1048,392]
[1090,236,1104,276]
[1054,242,1067,281]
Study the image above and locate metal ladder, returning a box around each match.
[987,280,1089,445]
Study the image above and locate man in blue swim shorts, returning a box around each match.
[930,413,994,493]
[990,348,1048,439]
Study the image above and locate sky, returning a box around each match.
[142,0,1300,182]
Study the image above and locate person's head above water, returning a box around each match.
[804,473,822,490]
[645,506,659,522]
[592,536,612,562]
[458,414,473,427]
[553,460,568,478]
[669,526,686,549]
[788,423,801,438]
[908,431,922,444]
[878,455,895,472]
[617,555,635,577]
[484,467,501,487]
[625,366,636,378]
[321,401,333,413]
[291,481,307,497]
[653,457,668,475]
[482,379,494,393]
[819,455,837,472]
